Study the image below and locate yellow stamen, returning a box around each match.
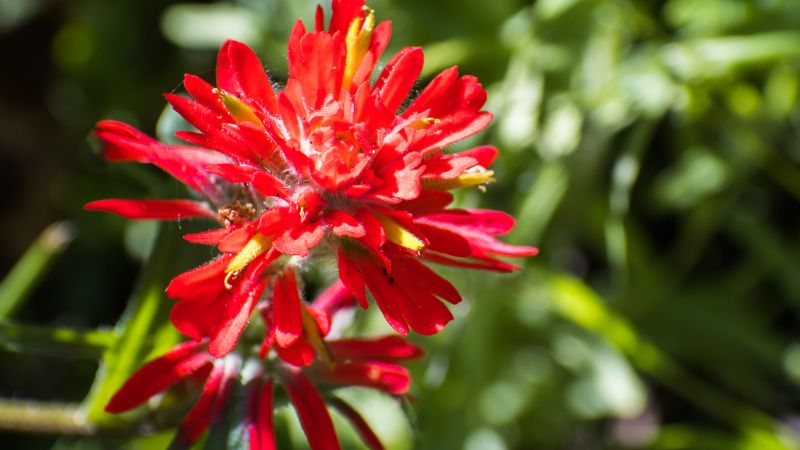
[223,270,240,290]
[375,214,425,252]
[224,233,273,288]
[342,7,375,90]
[411,117,440,130]
[421,169,495,191]
[301,307,334,367]
[216,89,263,126]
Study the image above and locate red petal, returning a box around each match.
[415,222,472,258]
[275,337,317,367]
[205,163,258,183]
[166,257,229,301]
[422,154,479,180]
[288,30,345,108]
[248,380,276,450]
[396,190,453,215]
[312,280,357,315]
[175,361,225,446]
[325,210,366,238]
[105,341,210,413]
[354,209,386,252]
[360,261,409,335]
[422,251,520,272]
[329,0,365,35]
[183,228,233,245]
[315,5,325,32]
[395,284,453,335]
[402,66,459,117]
[170,293,221,341]
[273,221,325,257]
[252,171,289,198]
[183,74,229,117]
[273,269,303,348]
[461,145,498,167]
[94,121,228,198]
[337,250,368,309]
[375,47,423,113]
[217,40,278,116]
[282,371,341,450]
[218,226,255,253]
[405,69,487,118]
[413,111,493,155]
[208,256,270,357]
[328,336,423,362]
[165,93,222,137]
[328,399,385,450]
[85,199,214,220]
[316,361,411,395]
[257,208,289,236]
[418,209,517,235]
[305,305,332,337]
[394,257,461,305]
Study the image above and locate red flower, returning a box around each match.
[87,0,536,360]
[106,333,422,450]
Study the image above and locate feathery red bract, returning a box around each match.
[88,0,534,357]
[93,1,535,447]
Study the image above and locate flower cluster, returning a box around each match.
[88,0,536,448]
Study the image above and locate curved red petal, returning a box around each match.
[312,280,357,315]
[248,380,276,450]
[328,335,423,362]
[328,398,385,450]
[105,341,209,413]
[217,40,278,116]
[329,0,365,35]
[337,250,368,309]
[85,199,215,220]
[317,361,411,395]
[174,361,226,446]
[282,371,341,450]
[183,228,234,245]
[375,47,423,113]
[165,257,229,301]
[325,210,366,238]
[273,269,303,348]
[208,257,270,357]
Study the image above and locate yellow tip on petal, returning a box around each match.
[301,307,335,367]
[421,169,496,191]
[411,117,440,130]
[217,90,263,126]
[376,214,425,252]
[342,8,375,90]
[224,233,273,285]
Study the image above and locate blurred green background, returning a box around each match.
[2,0,800,449]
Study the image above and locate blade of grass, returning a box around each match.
[83,223,180,425]
[545,270,795,448]
[0,222,75,318]
[0,321,115,360]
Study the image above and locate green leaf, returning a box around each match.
[84,224,182,425]
[0,321,115,360]
[0,222,75,319]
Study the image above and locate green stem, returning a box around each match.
[0,399,92,435]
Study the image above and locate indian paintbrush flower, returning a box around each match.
[88,0,536,447]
